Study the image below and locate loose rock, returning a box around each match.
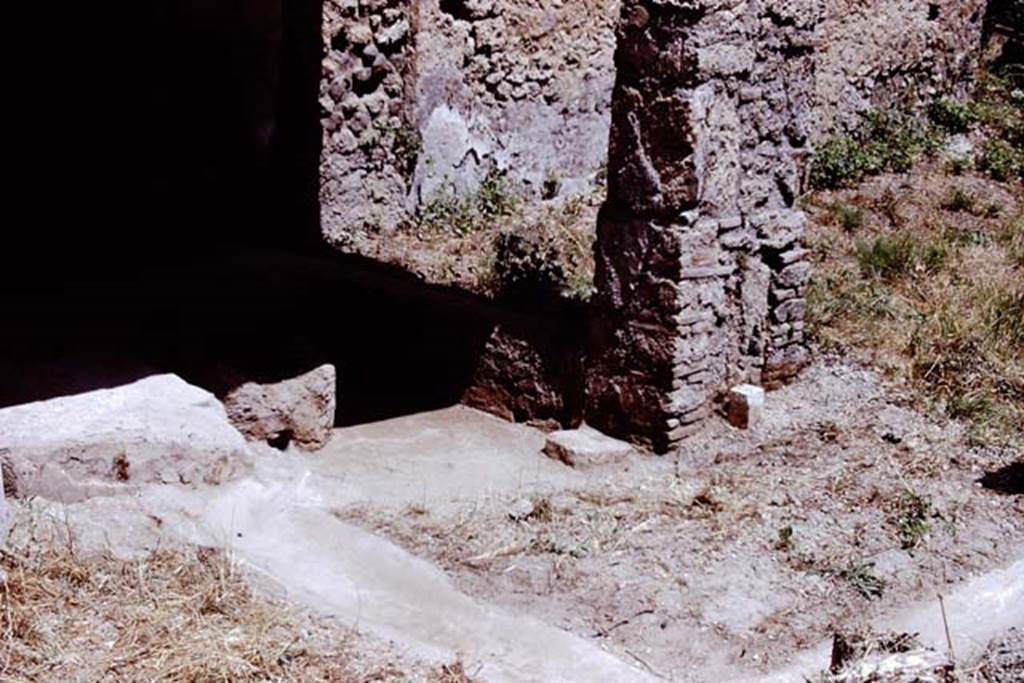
[0,375,251,502]
[543,425,633,468]
[727,384,765,430]
[222,364,337,451]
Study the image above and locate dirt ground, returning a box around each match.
[337,359,1023,681]
[0,504,465,682]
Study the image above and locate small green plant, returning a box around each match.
[920,241,949,272]
[482,192,597,302]
[491,231,567,297]
[841,560,886,599]
[832,203,865,232]
[972,69,1024,149]
[895,490,932,551]
[856,235,918,279]
[476,169,519,217]
[856,235,948,279]
[810,110,940,189]
[775,524,795,551]
[940,187,977,214]
[417,190,478,236]
[946,156,973,175]
[390,123,422,177]
[928,98,977,134]
[978,139,1024,181]
[417,168,518,236]
[810,134,865,189]
[948,393,996,422]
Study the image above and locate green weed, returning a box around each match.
[928,98,976,134]
[895,491,932,551]
[810,111,940,189]
[979,139,1024,181]
[940,187,977,214]
[841,560,886,599]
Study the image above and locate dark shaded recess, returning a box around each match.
[0,0,587,428]
[439,0,473,21]
[985,0,1024,69]
[979,461,1024,495]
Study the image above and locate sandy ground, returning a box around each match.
[336,359,1023,680]
[3,359,1021,681]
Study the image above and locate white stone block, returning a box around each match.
[543,425,633,468]
[727,384,765,429]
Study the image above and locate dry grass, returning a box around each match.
[0,508,423,682]
[430,660,476,683]
[344,182,599,302]
[805,166,1024,446]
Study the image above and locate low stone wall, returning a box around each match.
[462,316,586,429]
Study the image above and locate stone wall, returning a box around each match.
[586,0,819,453]
[319,0,618,243]
[318,0,991,448]
[816,0,988,135]
[318,0,987,246]
[584,0,989,452]
[320,0,417,239]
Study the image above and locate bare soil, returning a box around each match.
[337,359,1023,681]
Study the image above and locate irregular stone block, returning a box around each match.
[462,321,585,429]
[543,425,633,468]
[726,384,765,430]
[774,298,807,323]
[777,261,812,289]
[0,375,251,503]
[223,364,337,451]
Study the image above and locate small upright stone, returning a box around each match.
[727,384,765,429]
[223,364,337,451]
[543,426,633,468]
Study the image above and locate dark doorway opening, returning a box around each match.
[2,0,586,430]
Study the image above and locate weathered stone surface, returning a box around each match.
[319,0,616,238]
[462,323,585,428]
[543,425,633,469]
[222,364,337,450]
[829,649,954,682]
[0,375,251,503]
[587,0,817,452]
[816,0,987,135]
[726,384,765,430]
